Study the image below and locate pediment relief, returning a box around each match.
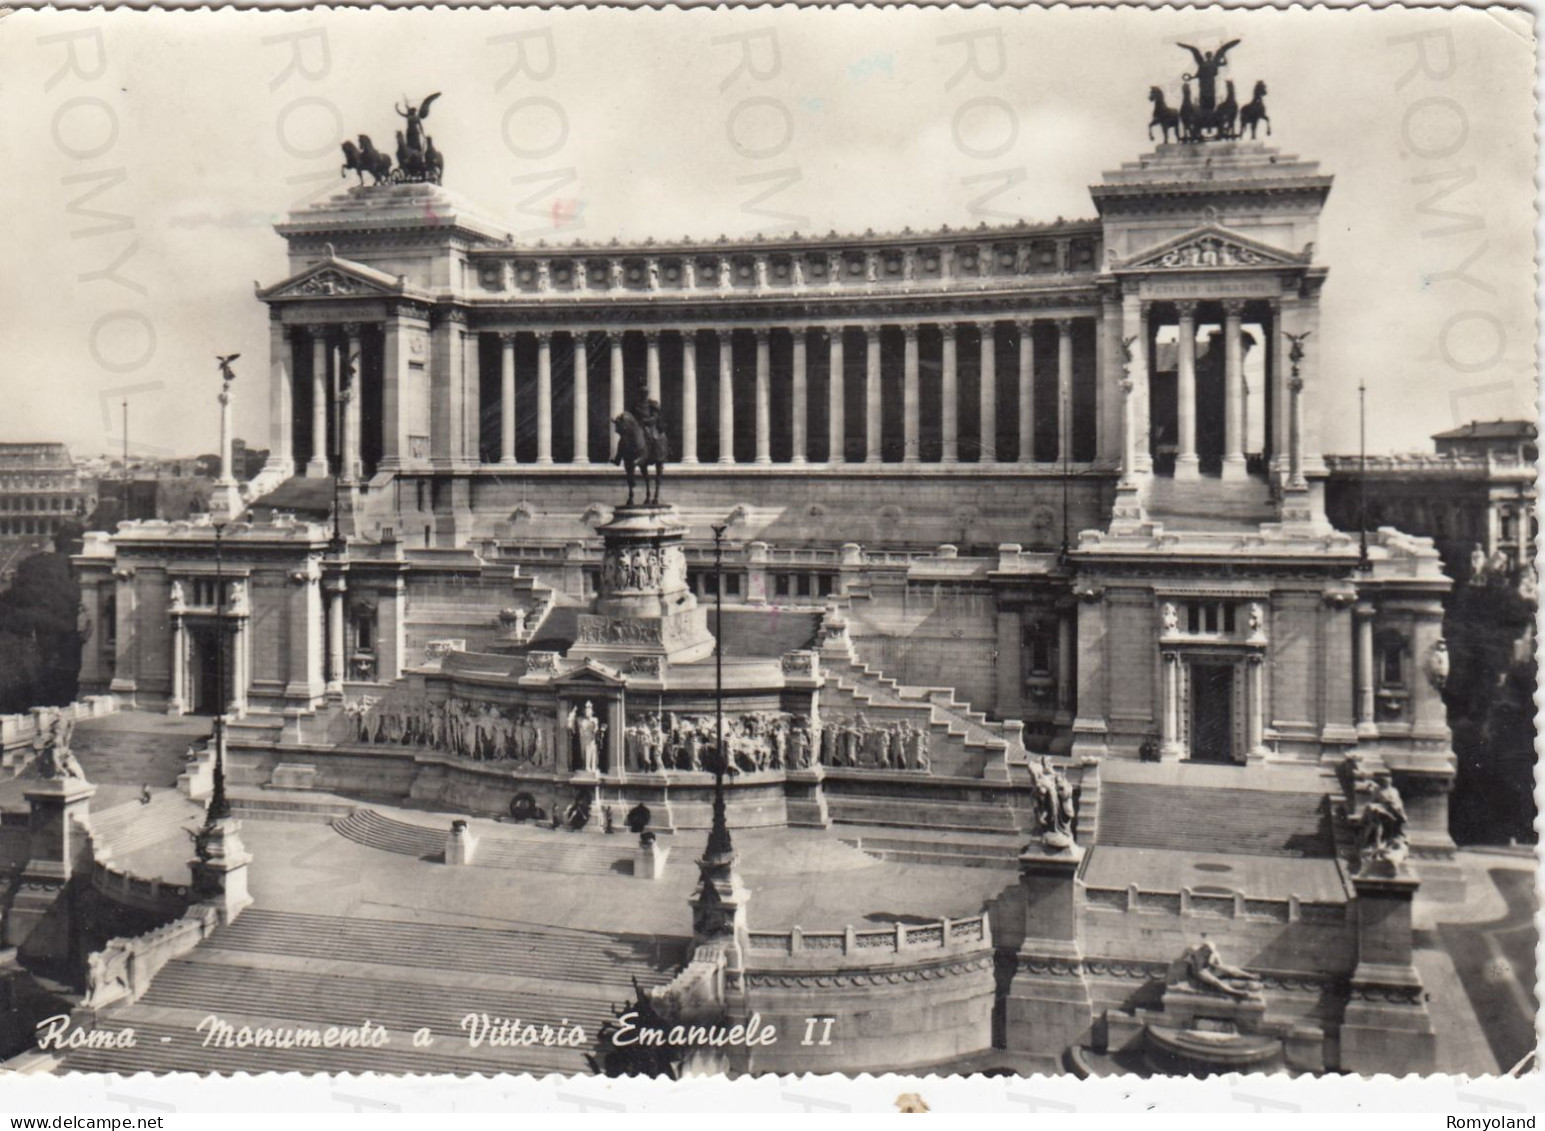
[1115,225,1310,272]
[259,259,407,302]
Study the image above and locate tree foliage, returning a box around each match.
[0,552,81,713]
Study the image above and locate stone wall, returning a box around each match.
[741,914,996,1073]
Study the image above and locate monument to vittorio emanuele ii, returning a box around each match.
[61,47,1460,1075]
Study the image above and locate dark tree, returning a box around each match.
[1444,582,1538,845]
[0,552,82,712]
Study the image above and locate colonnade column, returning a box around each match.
[535,331,554,465]
[645,329,662,403]
[1355,602,1377,736]
[1016,320,1034,464]
[499,334,517,465]
[828,328,845,464]
[341,323,363,483]
[902,323,920,465]
[1160,652,1182,758]
[1056,318,1073,463]
[680,330,697,465]
[717,330,734,465]
[1122,297,1152,474]
[609,331,625,439]
[753,327,771,465]
[572,332,591,463]
[268,318,294,471]
[307,328,328,477]
[1246,655,1266,760]
[791,329,808,464]
[979,321,997,462]
[1175,301,1200,479]
[325,576,346,699]
[168,609,186,715]
[941,323,958,464]
[864,327,882,464]
[1221,299,1246,480]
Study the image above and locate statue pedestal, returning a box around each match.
[569,505,716,667]
[1340,869,1435,1074]
[1005,841,1091,1069]
[6,777,96,954]
[190,817,254,925]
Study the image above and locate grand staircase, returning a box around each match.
[58,909,687,1075]
[1096,763,1336,859]
[70,716,210,788]
[87,791,206,859]
[1145,475,1275,531]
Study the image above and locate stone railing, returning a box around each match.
[746,912,989,958]
[80,902,221,1012]
[1324,453,1536,478]
[0,697,119,773]
[89,856,192,920]
[1082,885,1348,925]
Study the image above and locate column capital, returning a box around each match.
[1055,316,1074,335]
[499,331,518,345]
[864,324,881,343]
[1222,298,1247,317]
[940,322,957,342]
[533,329,553,345]
[340,321,362,336]
[1174,300,1200,319]
[607,328,625,345]
[978,318,998,335]
[900,322,920,341]
[644,328,662,345]
[1015,318,1036,335]
[752,326,771,343]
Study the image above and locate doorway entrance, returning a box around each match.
[189,624,231,716]
[1189,663,1235,763]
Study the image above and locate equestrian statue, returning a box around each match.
[612,374,669,507]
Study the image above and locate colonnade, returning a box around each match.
[484,318,1084,467]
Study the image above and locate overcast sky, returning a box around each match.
[1,3,1536,459]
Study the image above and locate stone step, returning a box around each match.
[205,909,685,988]
[1097,781,1333,858]
[332,810,634,876]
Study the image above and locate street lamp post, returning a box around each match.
[206,518,231,825]
[709,522,729,851]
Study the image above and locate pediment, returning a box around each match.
[1114,225,1310,272]
[257,257,407,302]
[555,658,626,686]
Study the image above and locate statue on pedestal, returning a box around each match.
[1355,770,1410,873]
[33,712,85,782]
[612,379,669,506]
[568,700,605,774]
[1169,939,1263,1000]
[1030,755,1076,848]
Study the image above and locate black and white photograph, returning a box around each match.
[0,0,1537,1108]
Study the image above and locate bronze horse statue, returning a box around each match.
[612,409,668,506]
[1239,81,1271,139]
[1148,87,1181,144]
[341,134,393,186]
